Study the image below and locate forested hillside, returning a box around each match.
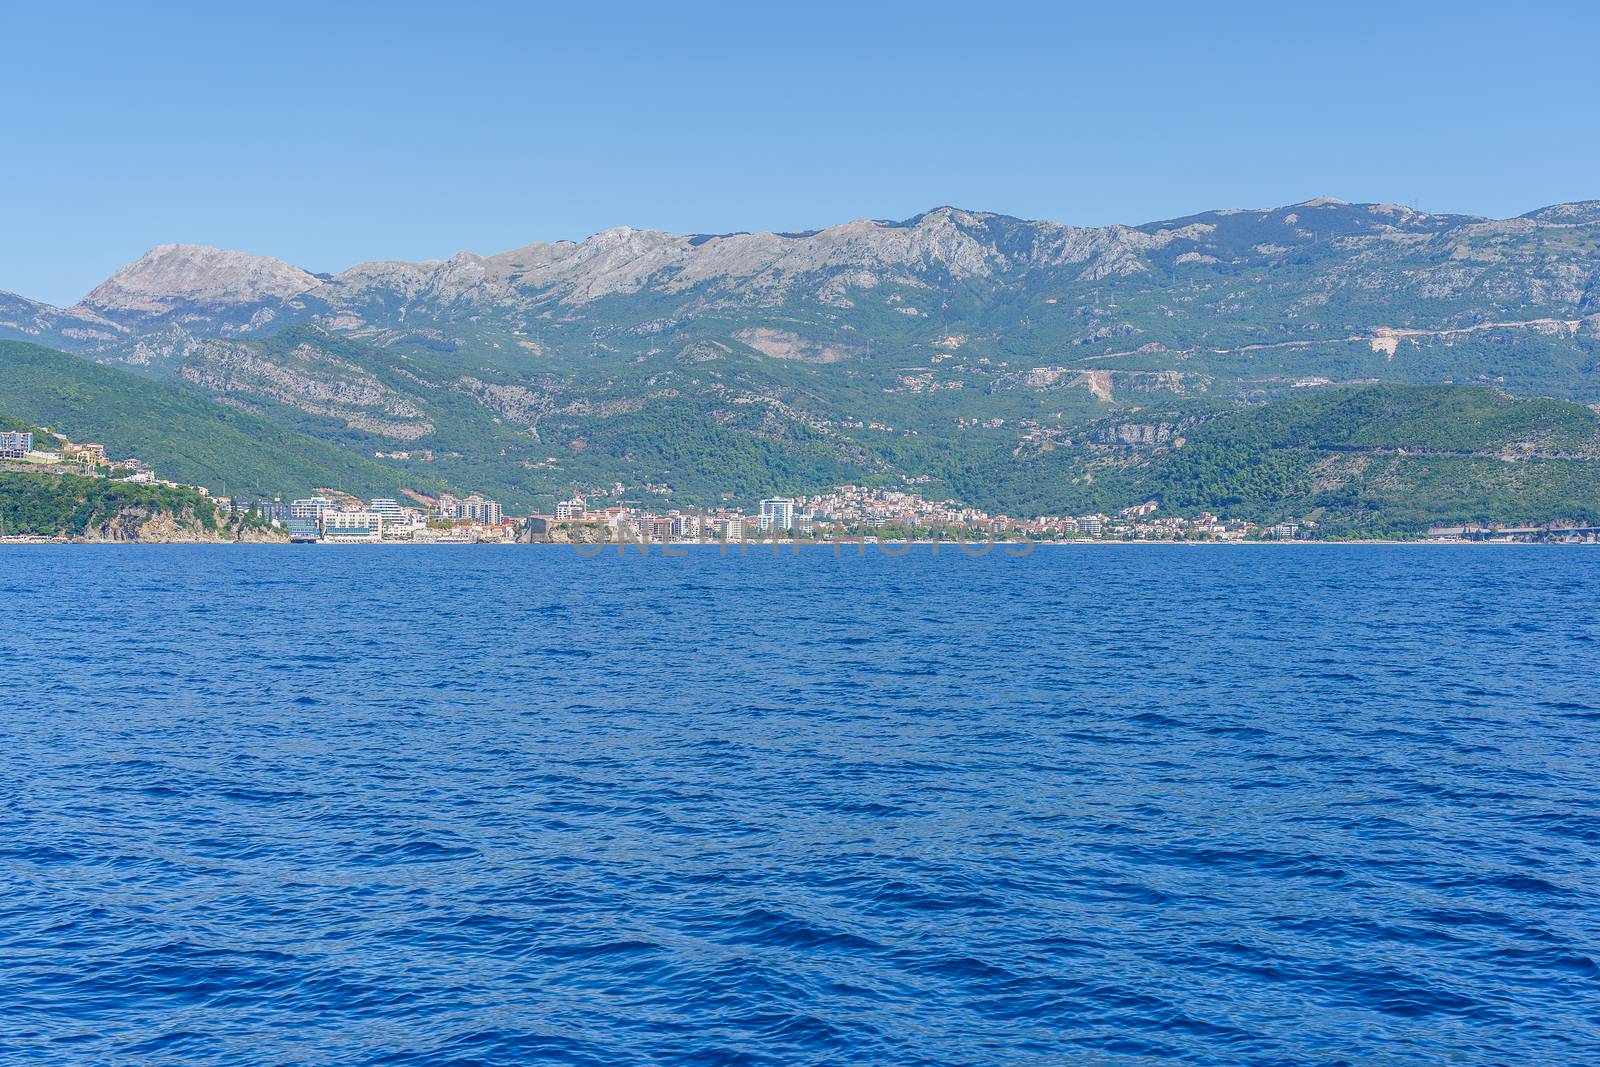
[0,468,279,541]
[0,342,431,499]
[1136,385,1600,534]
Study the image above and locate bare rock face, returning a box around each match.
[80,244,319,314]
[177,339,435,440]
[6,198,1597,379]
[734,327,860,363]
[1091,422,1184,447]
[1520,201,1600,225]
[59,200,1600,333]
[303,208,1158,314]
[0,291,60,337]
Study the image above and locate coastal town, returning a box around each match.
[5,428,1599,545]
[524,487,1298,545]
[0,429,1302,543]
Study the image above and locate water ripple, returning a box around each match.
[1,544,1598,1064]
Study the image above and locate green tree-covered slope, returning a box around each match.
[1139,385,1600,534]
[0,413,62,450]
[5,343,1598,533]
[0,341,436,499]
[0,468,255,540]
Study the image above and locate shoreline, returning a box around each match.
[2,536,1587,548]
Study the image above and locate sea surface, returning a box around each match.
[2,545,1598,1065]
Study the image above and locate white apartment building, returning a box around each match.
[758,498,795,533]
[290,496,336,520]
[323,510,383,540]
[462,495,502,525]
[369,498,404,525]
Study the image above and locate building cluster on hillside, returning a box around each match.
[4,431,187,489]
[9,429,1598,544]
[13,422,1599,545]
[0,426,519,544]
[527,487,1308,543]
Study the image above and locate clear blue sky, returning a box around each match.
[4,0,1597,305]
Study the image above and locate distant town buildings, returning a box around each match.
[518,483,1306,547]
[0,427,1353,545]
[227,497,288,524]
[431,493,503,526]
[245,491,508,542]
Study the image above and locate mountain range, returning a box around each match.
[3,196,1599,524]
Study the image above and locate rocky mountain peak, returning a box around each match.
[81,244,319,314]
[911,205,997,227]
[1520,201,1600,225]
[29,197,1600,346]
[577,226,683,257]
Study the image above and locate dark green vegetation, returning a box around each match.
[0,342,431,499]
[1133,385,1600,535]
[781,383,1600,535]
[0,468,266,540]
[4,198,1599,526]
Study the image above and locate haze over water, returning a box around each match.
[4,546,1598,1064]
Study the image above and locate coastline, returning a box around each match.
[3,536,1582,548]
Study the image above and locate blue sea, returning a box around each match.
[3,545,1598,1065]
